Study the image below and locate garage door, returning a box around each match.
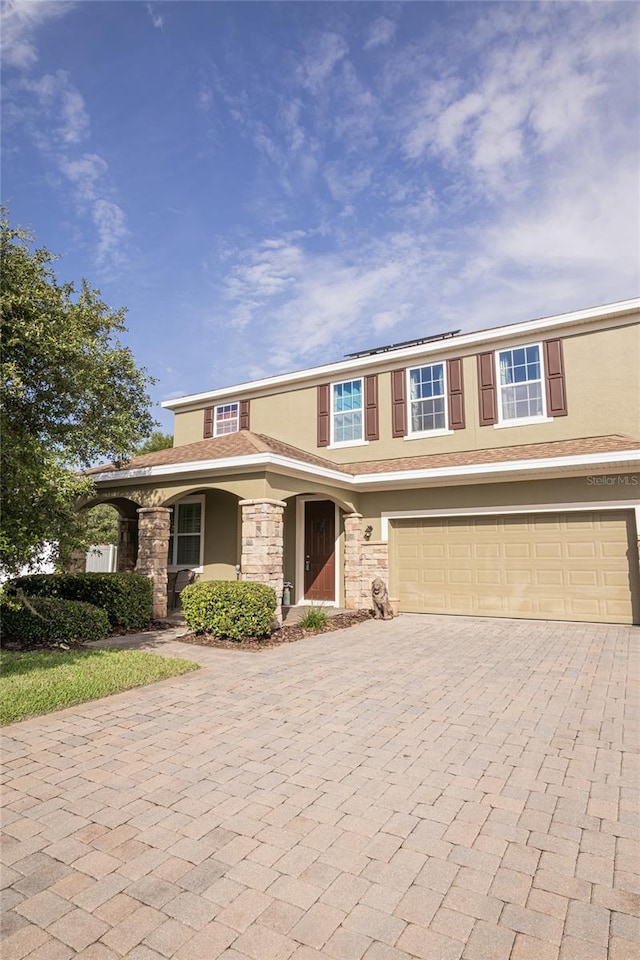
[391,511,638,624]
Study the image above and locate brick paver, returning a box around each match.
[1,615,638,959]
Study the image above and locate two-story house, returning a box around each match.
[89,298,640,625]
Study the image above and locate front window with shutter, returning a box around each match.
[168,498,203,568]
[332,379,364,444]
[214,402,239,435]
[408,363,447,434]
[497,345,545,422]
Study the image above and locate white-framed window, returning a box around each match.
[408,363,447,435]
[497,344,545,422]
[168,496,204,568]
[331,378,364,445]
[214,402,239,436]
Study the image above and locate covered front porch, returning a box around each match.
[86,473,387,621]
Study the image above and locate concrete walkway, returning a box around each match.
[1,615,638,959]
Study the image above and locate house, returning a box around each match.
[88,298,640,625]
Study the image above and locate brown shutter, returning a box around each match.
[544,339,568,417]
[391,369,407,437]
[477,352,498,426]
[239,399,250,430]
[364,374,379,441]
[446,358,465,430]
[317,384,330,447]
[203,406,214,438]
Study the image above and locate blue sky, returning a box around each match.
[2,1,639,434]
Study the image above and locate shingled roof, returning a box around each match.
[88,431,640,480]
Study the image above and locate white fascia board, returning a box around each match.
[355,450,640,486]
[162,298,640,411]
[92,448,640,489]
[92,452,353,487]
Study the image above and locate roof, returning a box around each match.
[89,431,640,486]
[162,298,640,411]
[86,431,351,476]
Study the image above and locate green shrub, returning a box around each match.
[1,594,109,646]
[5,573,152,629]
[181,580,276,640]
[298,605,328,630]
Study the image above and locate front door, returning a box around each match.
[304,500,336,601]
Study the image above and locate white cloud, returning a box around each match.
[363,17,396,52]
[298,32,349,92]
[93,200,128,265]
[0,0,73,70]
[59,153,108,200]
[21,70,89,144]
[146,3,164,30]
[7,60,128,269]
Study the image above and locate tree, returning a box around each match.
[136,430,173,455]
[0,213,156,572]
[83,503,120,546]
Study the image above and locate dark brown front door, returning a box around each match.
[304,500,335,601]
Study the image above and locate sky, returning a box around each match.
[2,0,639,434]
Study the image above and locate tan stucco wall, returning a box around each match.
[200,489,239,581]
[172,317,640,459]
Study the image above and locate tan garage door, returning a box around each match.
[391,511,638,624]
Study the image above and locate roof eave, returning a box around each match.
[90,449,640,490]
[162,298,640,412]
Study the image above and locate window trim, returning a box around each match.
[214,401,240,437]
[406,361,451,438]
[495,341,550,427]
[328,376,369,449]
[167,495,205,571]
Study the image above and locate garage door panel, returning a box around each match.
[392,511,637,625]
[567,571,599,587]
[504,543,531,559]
[533,543,563,559]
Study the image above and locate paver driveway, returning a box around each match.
[1,614,638,960]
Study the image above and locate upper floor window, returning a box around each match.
[497,345,545,422]
[408,363,446,434]
[168,497,203,567]
[332,378,363,445]
[214,402,239,436]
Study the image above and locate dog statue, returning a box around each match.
[372,578,394,620]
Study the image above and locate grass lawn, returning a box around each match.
[0,648,199,725]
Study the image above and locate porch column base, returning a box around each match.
[239,498,286,624]
[136,507,171,620]
[344,513,389,610]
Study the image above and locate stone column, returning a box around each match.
[344,513,364,609]
[117,518,138,573]
[344,513,390,609]
[239,498,286,623]
[136,507,171,620]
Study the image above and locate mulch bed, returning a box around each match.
[176,609,373,651]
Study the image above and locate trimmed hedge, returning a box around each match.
[5,573,153,629]
[1,595,110,646]
[181,580,276,640]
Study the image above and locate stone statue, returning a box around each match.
[372,578,394,620]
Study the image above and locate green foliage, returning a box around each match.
[0,212,155,573]
[5,573,153,629]
[298,605,329,630]
[181,580,276,640]
[83,504,120,546]
[136,431,173,455]
[1,594,110,647]
[0,649,199,725]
